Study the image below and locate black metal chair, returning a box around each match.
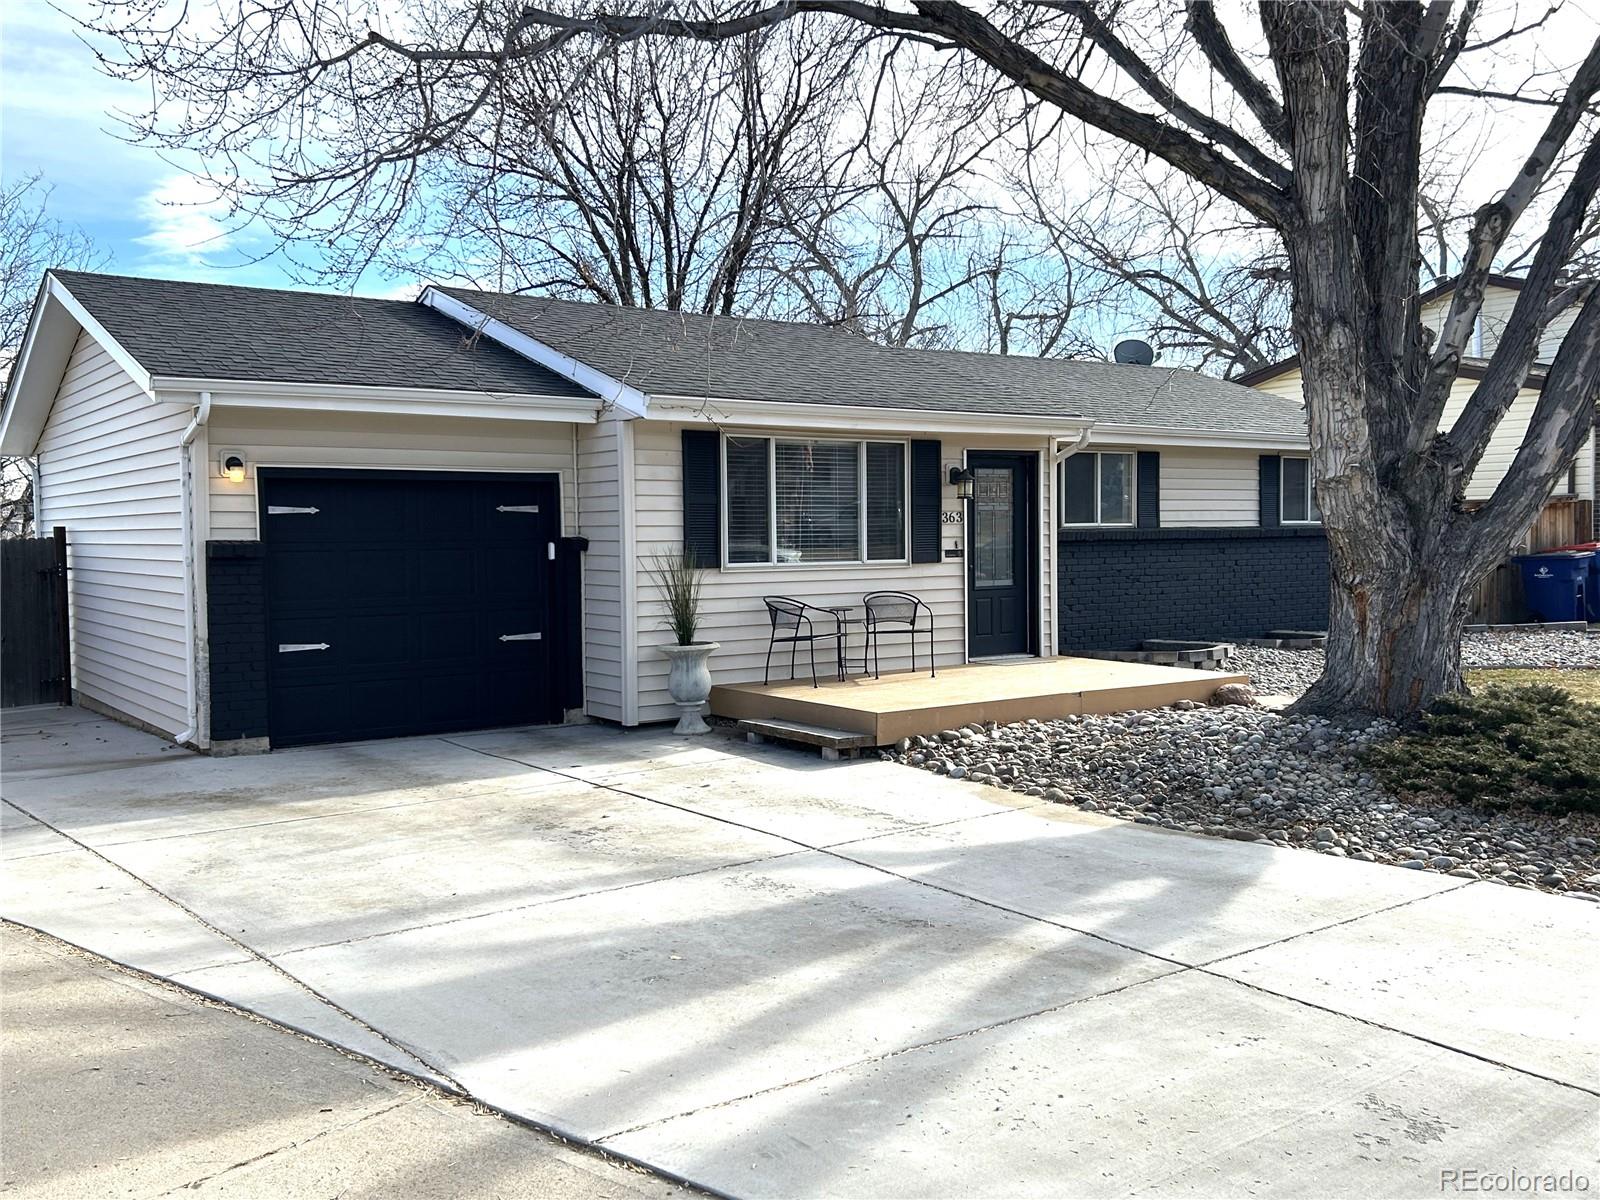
[762,596,843,687]
[862,591,935,679]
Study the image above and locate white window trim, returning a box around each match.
[1279,455,1322,525]
[1059,451,1137,528]
[719,432,911,569]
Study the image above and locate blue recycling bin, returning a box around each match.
[1513,550,1593,623]
[1548,542,1600,621]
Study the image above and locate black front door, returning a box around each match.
[967,452,1036,658]
[260,470,562,747]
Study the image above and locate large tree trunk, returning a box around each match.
[1295,527,1475,716]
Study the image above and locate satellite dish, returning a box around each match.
[1113,338,1156,366]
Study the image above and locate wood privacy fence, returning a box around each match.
[1,527,70,708]
[1466,498,1595,625]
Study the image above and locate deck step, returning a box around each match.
[738,718,878,760]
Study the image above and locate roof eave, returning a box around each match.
[152,377,603,423]
[1086,422,1308,450]
[646,394,1093,436]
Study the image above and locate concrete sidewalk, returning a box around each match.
[3,705,1597,1198]
[0,925,684,1199]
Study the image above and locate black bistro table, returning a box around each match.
[818,605,869,680]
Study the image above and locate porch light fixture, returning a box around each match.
[222,455,247,484]
[948,465,975,501]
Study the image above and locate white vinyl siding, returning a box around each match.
[577,417,626,722]
[1420,283,1579,363]
[1438,381,1595,503]
[629,422,1054,726]
[206,408,578,540]
[34,332,190,735]
[1154,448,1262,528]
[1247,374,1308,402]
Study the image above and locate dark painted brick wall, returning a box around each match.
[206,541,269,741]
[1058,526,1329,651]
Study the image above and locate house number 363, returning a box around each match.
[941,510,963,524]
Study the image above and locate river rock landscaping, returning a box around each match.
[889,703,1600,900]
[1221,628,1600,697]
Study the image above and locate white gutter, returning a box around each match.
[1085,422,1309,451]
[175,392,211,748]
[419,288,650,419]
[152,378,602,424]
[650,394,1095,438]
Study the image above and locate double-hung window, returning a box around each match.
[1061,452,1135,526]
[724,436,907,565]
[1280,456,1321,524]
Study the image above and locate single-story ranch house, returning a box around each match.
[3,271,1329,751]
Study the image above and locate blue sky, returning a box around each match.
[0,0,410,296]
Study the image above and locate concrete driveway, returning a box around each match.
[4,706,1595,1198]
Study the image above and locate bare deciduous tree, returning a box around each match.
[1,175,108,537]
[415,27,862,312]
[84,0,1600,716]
[776,54,1025,346]
[1011,150,1293,376]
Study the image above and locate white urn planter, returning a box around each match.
[661,641,719,735]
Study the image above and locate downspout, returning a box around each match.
[176,392,211,748]
[1052,426,1093,465]
[1049,427,1093,659]
[22,456,41,535]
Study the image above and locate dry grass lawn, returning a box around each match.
[1467,668,1600,705]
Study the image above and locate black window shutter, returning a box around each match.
[1136,451,1161,528]
[681,429,722,567]
[1259,454,1282,528]
[910,439,942,564]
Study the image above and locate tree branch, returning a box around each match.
[1421,33,1600,415]
[1184,1,1289,145]
[1447,126,1600,477]
[1041,1,1292,187]
[511,1,1296,227]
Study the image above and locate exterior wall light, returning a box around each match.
[222,455,247,484]
[948,465,975,501]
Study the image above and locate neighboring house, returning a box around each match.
[1237,274,1598,538]
[1,271,1318,752]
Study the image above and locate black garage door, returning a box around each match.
[261,470,563,747]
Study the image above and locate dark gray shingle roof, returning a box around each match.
[441,288,977,411]
[441,288,1308,437]
[53,271,593,398]
[921,349,1311,436]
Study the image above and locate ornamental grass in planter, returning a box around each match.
[648,549,719,735]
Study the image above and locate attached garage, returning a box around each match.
[3,270,603,752]
[259,470,566,747]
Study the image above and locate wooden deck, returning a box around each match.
[710,656,1249,745]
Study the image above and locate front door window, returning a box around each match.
[973,467,1015,588]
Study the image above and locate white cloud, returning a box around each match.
[136,175,237,263]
